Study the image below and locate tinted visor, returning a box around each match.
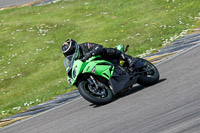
[63,47,75,57]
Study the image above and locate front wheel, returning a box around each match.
[78,80,113,105]
[136,58,160,86]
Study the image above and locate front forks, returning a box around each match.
[87,76,108,96]
[88,76,109,89]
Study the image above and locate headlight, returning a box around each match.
[68,79,72,84]
[73,66,77,78]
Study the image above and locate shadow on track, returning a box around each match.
[90,78,166,108]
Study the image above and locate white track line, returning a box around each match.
[1,97,82,130]
[156,43,200,66]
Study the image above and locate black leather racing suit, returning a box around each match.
[79,42,104,59]
[79,42,131,64]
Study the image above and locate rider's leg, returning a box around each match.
[102,48,135,67]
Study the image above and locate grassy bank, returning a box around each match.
[0,0,200,119]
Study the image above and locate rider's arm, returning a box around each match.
[80,43,104,61]
[86,43,104,56]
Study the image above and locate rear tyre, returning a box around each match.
[78,80,113,105]
[136,58,159,86]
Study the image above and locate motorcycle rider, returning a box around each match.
[62,39,134,67]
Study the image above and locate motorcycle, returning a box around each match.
[64,44,159,105]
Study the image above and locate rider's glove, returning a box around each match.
[81,52,93,62]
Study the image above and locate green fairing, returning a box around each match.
[82,61,113,79]
[115,44,124,52]
[67,56,114,85]
[67,60,84,85]
[66,45,124,85]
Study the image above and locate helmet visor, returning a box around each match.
[63,43,79,71]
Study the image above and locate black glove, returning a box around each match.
[81,52,92,62]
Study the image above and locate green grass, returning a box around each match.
[0,0,200,119]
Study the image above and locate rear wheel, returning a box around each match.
[136,58,159,86]
[78,80,113,105]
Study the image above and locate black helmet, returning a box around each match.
[62,39,78,57]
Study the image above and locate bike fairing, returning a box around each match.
[64,55,114,85]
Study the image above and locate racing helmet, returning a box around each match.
[62,39,79,57]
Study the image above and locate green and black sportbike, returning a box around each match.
[64,44,159,105]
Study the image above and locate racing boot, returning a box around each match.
[120,53,135,68]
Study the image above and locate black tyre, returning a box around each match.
[136,58,159,86]
[78,80,113,105]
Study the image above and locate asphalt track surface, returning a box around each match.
[1,45,200,133]
[0,0,38,8]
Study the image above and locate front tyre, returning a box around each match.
[136,58,159,86]
[78,80,113,105]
